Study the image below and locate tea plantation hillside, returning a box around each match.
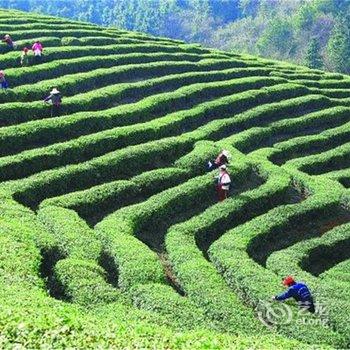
[0,8,349,349]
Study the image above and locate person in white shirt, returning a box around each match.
[216,165,231,201]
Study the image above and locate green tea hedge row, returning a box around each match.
[0,58,260,125]
[129,282,213,331]
[40,142,218,224]
[287,141,350,175]
[270,70,343,80]
[228,106,350,154]
[0,82,304,181]
[270,118,350,165]
[2,56,265,102]
[113,32,186,46]
[308,87,350,99]
[92,150,265,333]
[0,63,272,102]
[0,75,281,159]
[321,259,350,283]
[266,221,350,279]
[0,82,303,159]
[8,135,195,208]
[38,206,101,259]
[209,168,346,347]
[41,167,191,225]
[165,157,295,334]
[269,71,326,81]
[0,200,240,347]
[321,168,350,188]
[0,10,102,27]
[3,50,221,89]
[1,28,118,40]
[60,35,180,48]
[52,258,122,306]
[59,36,124,46]
[202,93,331,143]
[266,221,350,341]
[0,16,95,25]
[0,22,100,32]
[330,96,350,107]
[37,206,122,306]
[293,78,350,89]
[116,30,185,43]
[94,169,232,330]
[0,42,212,69]
[0,196,46,289]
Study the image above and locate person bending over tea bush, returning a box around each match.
[2,34,16,50]
[44,88,62,117]
[207,149,230,171]
[272,276,315,313]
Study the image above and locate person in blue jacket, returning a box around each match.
[0,70,9,89]
[272,276,315,313]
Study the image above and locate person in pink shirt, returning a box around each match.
[32,40,43,63]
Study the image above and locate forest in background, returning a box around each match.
[1,0,349,74]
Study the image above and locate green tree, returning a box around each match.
[305,37,323,69]
[239,0,259,18]
[257,18,296,59]
[327,21,350,73]
[295,3,317,31]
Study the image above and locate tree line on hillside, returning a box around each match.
[1,0,349,74]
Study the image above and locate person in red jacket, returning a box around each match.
[215,165,231,202]
[207,150,230,171]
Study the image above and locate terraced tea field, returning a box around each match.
[0,8,349,349]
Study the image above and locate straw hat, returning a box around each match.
[4,34,10,39]
[51,88,60,94]
[219,164,227,170]
[222,150,230,158]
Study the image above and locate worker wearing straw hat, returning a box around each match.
[207,149,230,171]
[44,88,62,117]
[2,34,15,50]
